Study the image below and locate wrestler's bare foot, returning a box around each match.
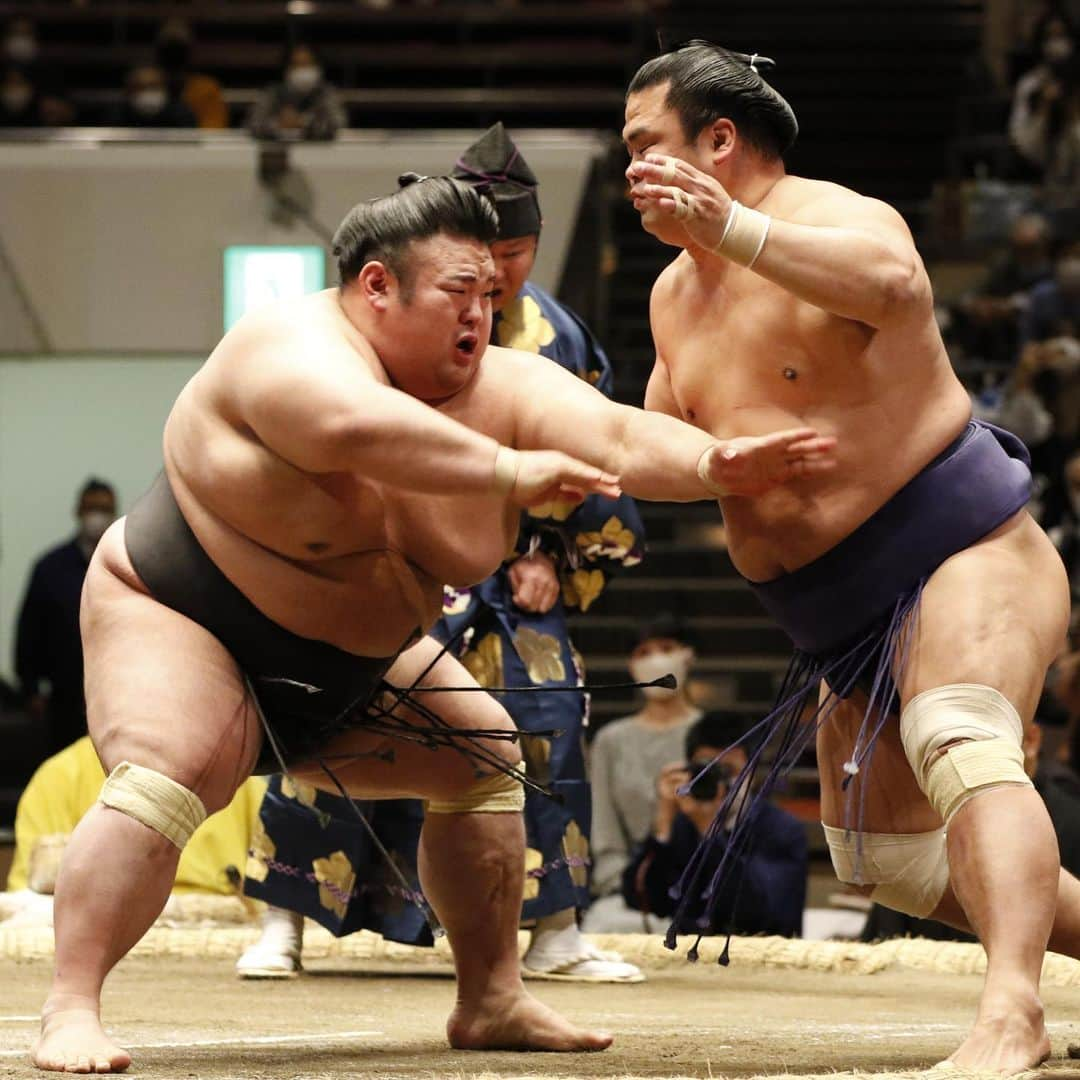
[33,997,131,1074]
[447,987,612,1052]
[944,988,1049,1076]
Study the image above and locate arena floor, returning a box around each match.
[3,929,1080,1080]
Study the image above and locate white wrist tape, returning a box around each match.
[696,445,728,497]
[492,446,520,496]
[714,200,771,268]
[99,761,207,850]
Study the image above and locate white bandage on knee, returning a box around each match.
[823,825,949,918]
[713,200,771,267]
[99,761,207,850]
[425,767,525,815]
[900,683,1032,824]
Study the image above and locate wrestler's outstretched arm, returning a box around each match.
[501,346,836,502]
[629,154,931,328]
[226,332,621,506]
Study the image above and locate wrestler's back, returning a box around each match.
[156,291,518,656]
[652,176,972,582]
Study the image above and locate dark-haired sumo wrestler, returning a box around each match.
[625,40,1075,1075]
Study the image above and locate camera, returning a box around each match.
[685,761,735,801]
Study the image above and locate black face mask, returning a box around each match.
[157,39,190,71]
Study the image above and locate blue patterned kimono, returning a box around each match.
[244,282,644,939]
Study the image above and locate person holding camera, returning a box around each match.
[621,713,807,937]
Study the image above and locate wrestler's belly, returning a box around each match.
[719,403,972,582]
[164,491,441,657]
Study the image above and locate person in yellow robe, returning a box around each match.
[7,736,265,896]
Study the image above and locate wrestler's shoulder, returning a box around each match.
[650,252,692,303]
[774,176,911,234]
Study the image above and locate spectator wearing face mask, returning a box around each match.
[154,19,227,130]
[15,479,118,757]
[621,712,807,937]
[581,615,703,932]
[247,43,345,142]
[107,64,197,128]
[1010,13,1080,188]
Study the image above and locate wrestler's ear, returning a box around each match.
[706,118,737,166]
[357,261,393,311]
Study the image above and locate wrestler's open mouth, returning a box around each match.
[455,334,478,358]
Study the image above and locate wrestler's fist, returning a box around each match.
[508,449,622,508]
[509,550,561,613]
[703,426,837,497]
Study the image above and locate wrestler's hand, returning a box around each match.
[509,551,561,613]
[627,154,734,250]
[703,426,838,497]
[509,449,622,508]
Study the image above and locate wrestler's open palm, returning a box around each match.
[704,427,837,497]
[510,450,622,509]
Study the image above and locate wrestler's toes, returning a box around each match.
[448,990,613,1052]
[33,1009,131,1074]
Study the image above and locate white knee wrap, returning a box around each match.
[900,683,1032,823]
[99,761,207,850]
[823,825,949,918]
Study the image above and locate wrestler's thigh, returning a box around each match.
[899,510,1070,719]
[817,685,939,833]
[294,635,521,801]
[81,521,262,812]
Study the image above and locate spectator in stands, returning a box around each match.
[15,479,117,757]
[582,615,703,932]
[1009,12,1080,195]
[955,213,1054,368]
[1,65,39,127]
[2,16,37,71]
[621,712,807,937]
[1047,448,1080,593]
[108,64,197,128]
[2,16,75,126]
[0,65,75,128]
[247,44,345,142]
[155,19,228,130]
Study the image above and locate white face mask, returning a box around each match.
[132,88,167,116]
[629,647,693,700]
[5,35,37,63]
[1045,37,1074,63]
[286,65,321,94]
[79,510,113,545]
[1,85,31,113]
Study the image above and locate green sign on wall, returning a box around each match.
[223,245,325,331]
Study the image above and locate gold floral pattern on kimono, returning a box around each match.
[523,846,544,900]
[576,515,640,565]
[562,568,606,613]
[519,732,552,789]
[496,294,556,354]
[245,817,275,883]
[280,775,319,810]
[513,626,566,684]
[462,632,504,689]
[525,497,579,523]
[562,821,589,888]
[313,850,356,920]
